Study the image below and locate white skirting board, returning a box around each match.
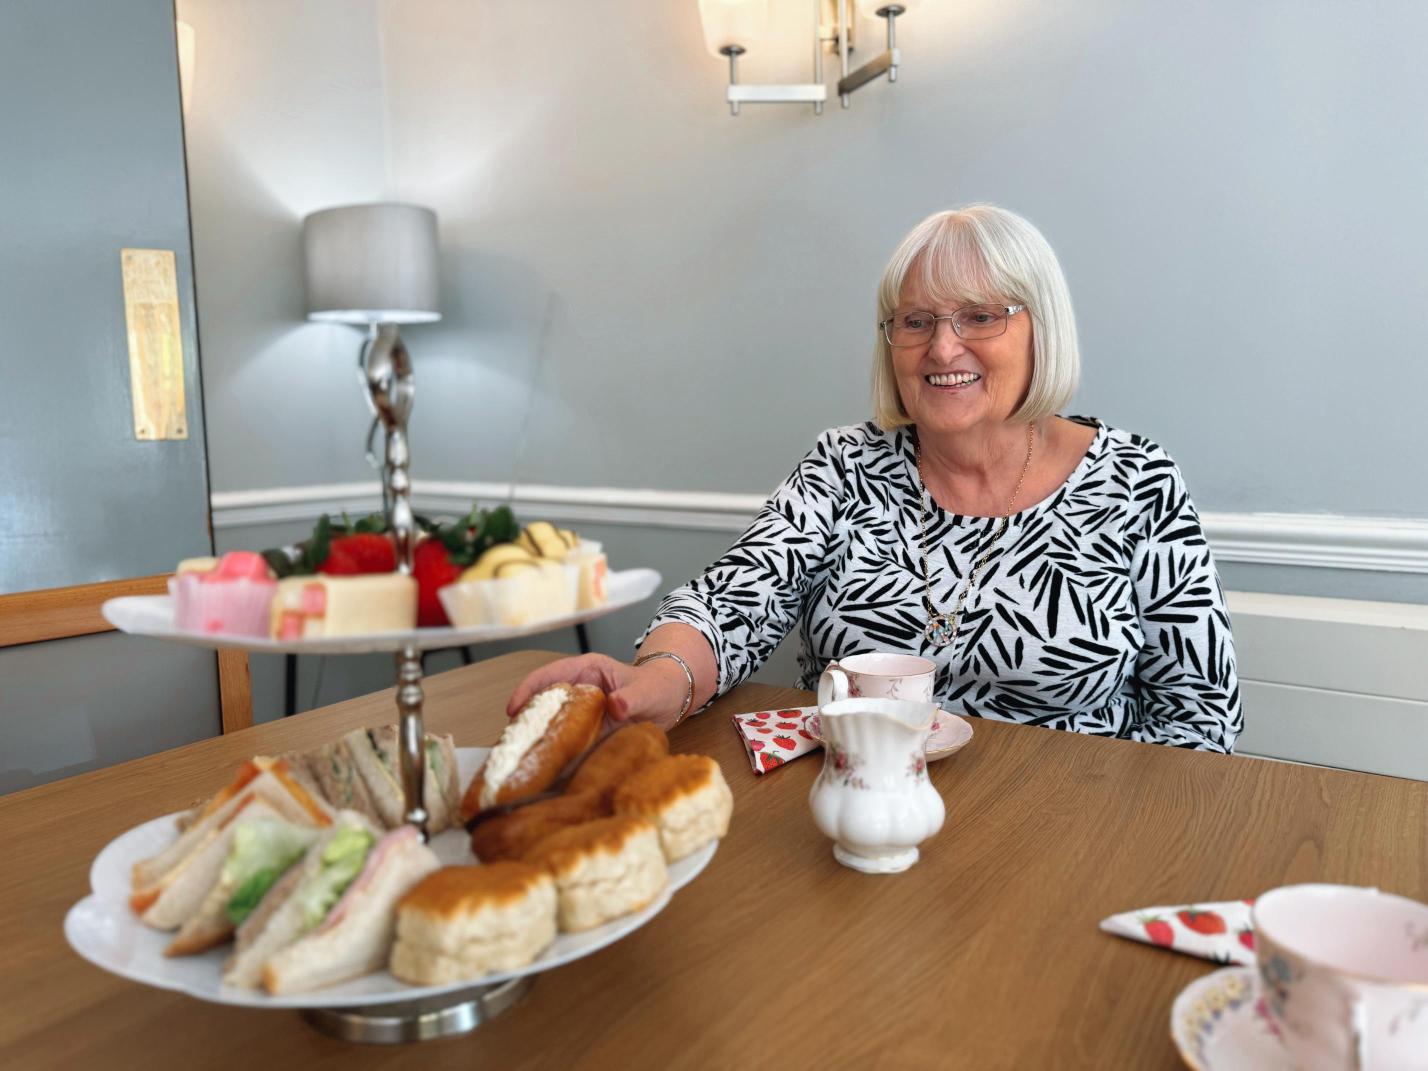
[1227,592,1428,780]
[1235,682,1428,782]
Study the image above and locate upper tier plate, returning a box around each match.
[101,568,662,653]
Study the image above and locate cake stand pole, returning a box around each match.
[362,325,430,837]
[339,324,534,1042]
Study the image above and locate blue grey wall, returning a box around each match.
[1,0,212,593]
[1,0,219,794]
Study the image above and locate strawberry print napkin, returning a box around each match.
[1099,899,1258,965]
[732,705,821,774]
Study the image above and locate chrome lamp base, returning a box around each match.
[300,976,537,1043]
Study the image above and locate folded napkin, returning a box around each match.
[1099,899,1258,965]
[732,705,821,773]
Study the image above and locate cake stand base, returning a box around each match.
[299,975,536,1043]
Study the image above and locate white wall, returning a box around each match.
[178,0,391,492]
[182,1,1428,610]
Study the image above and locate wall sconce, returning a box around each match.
[698,0,921,116]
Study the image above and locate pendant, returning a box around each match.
[925,614,956,649]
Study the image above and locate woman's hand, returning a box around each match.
[505,653,692,732]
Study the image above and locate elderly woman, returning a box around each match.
[511,205,1242,752]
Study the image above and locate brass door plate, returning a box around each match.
[120,248,188,441]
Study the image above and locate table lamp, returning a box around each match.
[302,202,440,574]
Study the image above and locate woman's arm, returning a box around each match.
[637,427,850,700]
[504,621,717,731]
[506,428,851,727]
[1126,447,1243,752]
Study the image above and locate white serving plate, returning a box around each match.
[65,747,717,1010]
[101,568,661,654]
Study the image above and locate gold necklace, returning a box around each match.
[917,424,1035,650]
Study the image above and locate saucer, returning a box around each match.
[803,708,973,761]
[1170,966,1292,1070]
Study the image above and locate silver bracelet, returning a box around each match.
[633,650,696,723]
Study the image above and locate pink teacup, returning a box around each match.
[817,652,936,710]
[1253,884,1428,1070]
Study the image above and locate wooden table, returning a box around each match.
[2,651,1424,1069]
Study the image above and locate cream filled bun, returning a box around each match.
[459,683,605,821]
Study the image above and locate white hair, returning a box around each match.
[871,204,1080,429]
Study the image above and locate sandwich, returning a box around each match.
[612,754,734,863]
[224,812,440,993]
[460,684,606,821]
[300,737,383,828]
[342,726,461,833]
[523,815,667,933]
[130,758,333,927]
[389,864,558,985]
[165,816,320,956]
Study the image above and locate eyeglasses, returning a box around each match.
[880,303,1026,347]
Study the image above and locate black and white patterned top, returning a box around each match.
[641,417,1242,752]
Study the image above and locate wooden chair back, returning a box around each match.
[0,575,253,733]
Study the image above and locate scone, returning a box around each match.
[524,816,667,933]
[612,754,734,862]
[389,864,557,985]
[567,723,669,808]
[469,791,607,864]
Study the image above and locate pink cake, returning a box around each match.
[172,551,277,637]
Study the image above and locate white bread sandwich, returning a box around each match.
[259,824,441,995]
[342,726,461,833]
[130,758,333,924]
[460,683,606,821]
[389,864,557,985]
[524,815,667,933]
[224,811,382,989]
[223,812,441,993]
[612,754,734,863]
[165,816,321,956]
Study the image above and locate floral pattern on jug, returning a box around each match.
[822,746,870,790]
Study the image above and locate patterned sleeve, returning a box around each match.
[637,429,850,696]
[1125,443,1243,752]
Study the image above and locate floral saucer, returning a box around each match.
[1170,966,1292,1070]
[803,708,973,762]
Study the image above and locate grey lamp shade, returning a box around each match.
[302,203,440,325]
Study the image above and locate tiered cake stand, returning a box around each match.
[98,330,664,1042]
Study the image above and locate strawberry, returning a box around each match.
[776,721,799,730]
[1143,918,1174,947]
[318,533,396,575]
[757,728,772,735]
[759,753,783,771]
[1177,908,1227,936]
[411,538,463,627]
[750,712,770,721]
[1238,927,1255,952]
[773,735,797,749]
[777,710,803,717]
[749,740,765,751]
[798,729,814,741]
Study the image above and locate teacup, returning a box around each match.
[1253,883,1428,1070]
[817,652,936,710]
